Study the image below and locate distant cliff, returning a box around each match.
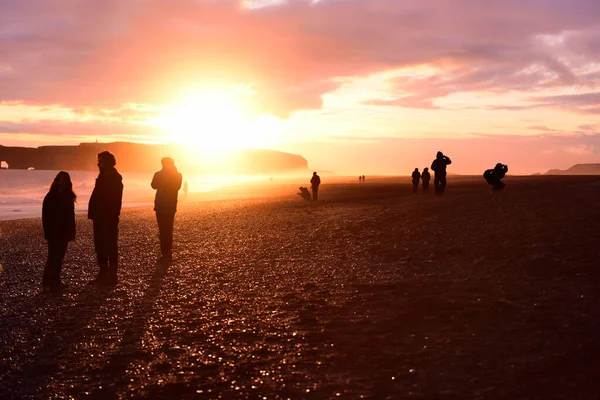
[0,142,309,174]
[545,163,600,175]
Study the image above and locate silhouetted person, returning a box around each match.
[411,168,421,194]
[484,163,509,192]
[362,175,366,183]
[42,171,76,290]
[88,151,123,286]
[310,172,321,201]
[359,176,362,184]
[431,151,452,195]
[182,180,188,200]
[152,157,183,265]
[422,167,431,194]
[298,187,311,201]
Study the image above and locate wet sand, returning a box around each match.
[1,175,600,399]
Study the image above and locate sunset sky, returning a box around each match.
[1,0,600,174]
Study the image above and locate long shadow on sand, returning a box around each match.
[0,286,111,399]
[63,262,168,399]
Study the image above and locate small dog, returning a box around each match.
[298,187,311,201]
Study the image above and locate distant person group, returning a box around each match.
[41,151,182,291]
[410,151,452,195]
[298,171,321,201]
[410,151,507,195]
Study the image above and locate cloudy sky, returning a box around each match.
[1,0,600,174]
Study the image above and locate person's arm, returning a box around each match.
[42,195,51,240]
[431,161,436,171]
[107,174,124,217]
[445,156,452,165]
[151,172,159,189]
[116,179,123,215]
[68,200,76,241]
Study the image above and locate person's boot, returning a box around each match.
[102,264,118,286]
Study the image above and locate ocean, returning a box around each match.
[0,170,260,221]
[0,170,158,221]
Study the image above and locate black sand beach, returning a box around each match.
[1,176,600,399]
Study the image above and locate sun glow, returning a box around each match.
[147,85,284,167]
[157,88,251,150]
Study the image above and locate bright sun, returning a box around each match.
[154,87,255,151]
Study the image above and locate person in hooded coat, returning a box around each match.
[411,168,421,194]
[88,151,123,286]
[151,157,183,265]
[431,151,452,195]
[421,167,431,194]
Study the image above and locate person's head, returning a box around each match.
[495,163,503,169]
[97,151,116,172]
[161,157,175,169]
[414,167,419,171]
[436,151,444,159]
[50,171,76,201]
[424,167,429,172]
[313,171,317,176]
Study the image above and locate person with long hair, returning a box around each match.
[42,171,76,290]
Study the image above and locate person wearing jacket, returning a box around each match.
[310,171,321,201]
[484,163,509,192]
[42,171,76,290]
[431,151,452,195]
[411,168,421,194]
[88,151,123,286]
[151,157,182,265]
[421,167,431,194]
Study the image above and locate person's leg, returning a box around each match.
[157,212,175,260]
[54,240,68,285]
[434,177,440,195]
[105,218,119,285]
[93,221,108,281]
[43,240,59,286]
[313,189,318,201]
[43,240,68,287]
[493,180,505,191]
[440,176,447,194]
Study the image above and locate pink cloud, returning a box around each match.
[2,0,600,117]
[527,126,561,132]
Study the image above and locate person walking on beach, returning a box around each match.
[484,163,508,193]
[182,180,188,200]
[422,167,431,194]
[310,171,321,201]
[42,171,76,290]
[431,151,452,196]
[151,157,183,266]
[411,168,421,194]
[88,151,123,286]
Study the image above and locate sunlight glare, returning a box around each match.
[149,85,285,168]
